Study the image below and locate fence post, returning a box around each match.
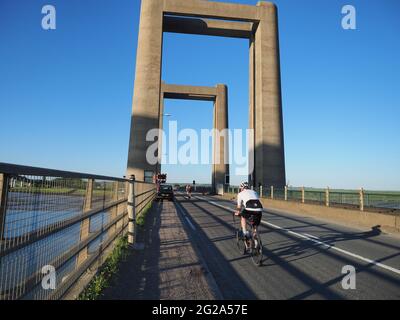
[271,186,274,200]
[284,185,288,201]
[359,187,364,211]
[76,179,94,267]
[260,185,263,198]
[0,174,10,240]
[128,175,136,245]
[84,179,94,211]
[301,186,305,203]
[325,187,330,207]
[113,181,119,201]
[109,181,119,231]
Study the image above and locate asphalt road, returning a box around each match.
[100,199,218,300]
[174,193,400,299]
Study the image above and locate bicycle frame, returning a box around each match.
[233,213,257,245]
[244,221,258,247]
[233,212,263,265]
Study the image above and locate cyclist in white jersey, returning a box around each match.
[234,181,263,239]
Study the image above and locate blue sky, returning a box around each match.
[0,0,399,189]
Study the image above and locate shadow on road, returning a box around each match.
[190,197,400,299]
[183,198,345,299]
[174,198,258,299]
[213,196,400,252]
[100,201,163,300]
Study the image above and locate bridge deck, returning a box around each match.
[100,198,219,300]
[102,193,400,300]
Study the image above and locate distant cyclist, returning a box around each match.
[186,184,192,199]
[235,182,263,239]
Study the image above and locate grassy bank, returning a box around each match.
[77,200,154,300]
[77,235,129,300]
[136,200,154,228]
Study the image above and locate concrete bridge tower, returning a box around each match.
[127,0,286,188]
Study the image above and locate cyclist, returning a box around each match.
[235,181,263,239]
[186,184,192,199]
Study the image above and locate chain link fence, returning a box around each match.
[0,163,155,300]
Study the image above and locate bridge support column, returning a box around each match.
[158,82,165,175]
[213,84,229,193]
[127,0,164,181]
[252,2,286,188]
[249,35,255,187]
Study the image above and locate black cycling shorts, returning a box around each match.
[240,209,262,226]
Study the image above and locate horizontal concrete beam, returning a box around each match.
[163,0,260,22]
[162,83,217,101]
[163,93,216,101]
[163,16,254,39]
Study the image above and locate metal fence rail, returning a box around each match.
[0,163,155,300]
[225,184,400,213]
[364,192,400,210]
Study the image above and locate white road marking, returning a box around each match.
[195,196,400,276]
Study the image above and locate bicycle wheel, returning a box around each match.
[250,233,263,266]
[235,230,246,255]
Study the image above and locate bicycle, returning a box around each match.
[233,212,263,266]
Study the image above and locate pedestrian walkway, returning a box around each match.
[101,199,218,300]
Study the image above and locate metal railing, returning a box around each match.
[224,184,400,213]
[0,163,156,300]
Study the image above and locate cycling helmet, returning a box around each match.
[240,181,249,189]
